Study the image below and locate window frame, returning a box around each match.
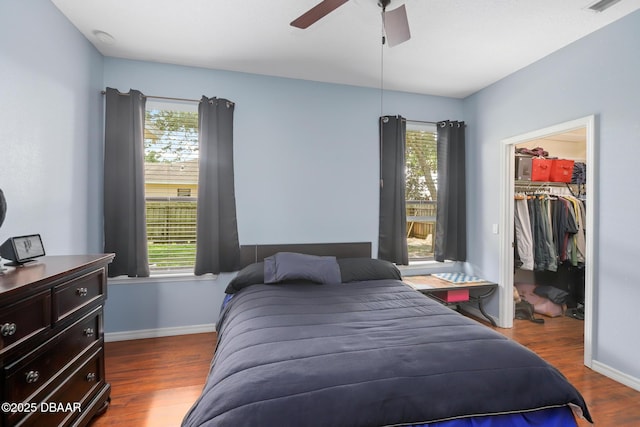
[144,100,200,275]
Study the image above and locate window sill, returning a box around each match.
[108,273,218,286]
[398,260,461,276]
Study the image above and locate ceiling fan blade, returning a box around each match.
[290,0,350,29]
[383,4,410,47]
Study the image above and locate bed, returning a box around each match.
[182,243,592,427]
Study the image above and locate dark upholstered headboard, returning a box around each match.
[239,242,372,268]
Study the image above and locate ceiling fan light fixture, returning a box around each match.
[587,0,622,12]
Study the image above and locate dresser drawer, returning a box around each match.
[53,269,105,322]
[16,349,105,427]
[0,290,51,355]
[4,308,102,406]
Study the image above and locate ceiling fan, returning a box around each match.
[290,0,411,47]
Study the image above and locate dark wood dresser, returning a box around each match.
[0,254,114,427]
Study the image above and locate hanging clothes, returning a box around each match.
[573,197,587,264]
[540,196,558,272]
[514,190,586,271]
[514,197,534,270]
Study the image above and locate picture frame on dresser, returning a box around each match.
[0,234,46,267]
[0,254,114,427]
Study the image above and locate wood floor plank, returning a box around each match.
[91,316,640,426]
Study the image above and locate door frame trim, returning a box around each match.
[499,115,595,367]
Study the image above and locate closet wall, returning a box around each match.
[513,129,587,319]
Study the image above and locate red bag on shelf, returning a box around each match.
[549,159,575,183]
[531,158,552,181]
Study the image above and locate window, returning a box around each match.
[405,122,437,260]
[144,101,199,273]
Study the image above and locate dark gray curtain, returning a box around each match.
[435,120,467,262]
[378,115,408,265]
[194,97,241,275]
[103,88,149,277]
[0,188,6,229]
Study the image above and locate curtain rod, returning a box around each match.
[406,119,438,125]
[100,90,200,103]
[408,118,467,128]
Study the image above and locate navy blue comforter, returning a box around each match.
[182,280,591,426]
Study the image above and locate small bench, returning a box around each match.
[404,274,498,326]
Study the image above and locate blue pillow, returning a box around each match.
[337,258,401,282]
[225,262,264,294]
[264,252,341,285]
[224,256,402,294]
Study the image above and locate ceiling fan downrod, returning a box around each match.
[378,0,390,45]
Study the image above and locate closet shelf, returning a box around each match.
[515,180,582,187]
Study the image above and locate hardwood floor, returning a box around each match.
[91,333,217,427]
[91,316,640,426]
[492,316,640,426]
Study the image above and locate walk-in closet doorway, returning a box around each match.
[498,115,596,368]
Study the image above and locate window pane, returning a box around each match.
[146,200,197,270]
[406,123,437,260]
[144,103,199,273]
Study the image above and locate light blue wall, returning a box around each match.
[464,10,640,380]
[104,274,236,333]
[103,58,462,248]
[103,58,464,333]
[0,0,104,254]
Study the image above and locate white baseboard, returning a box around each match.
[105,323,216,342]
[592,360,640,392]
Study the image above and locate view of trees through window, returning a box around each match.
[144,107,199,272]
[406,124,437,259]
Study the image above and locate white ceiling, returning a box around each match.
[52,0,640,98]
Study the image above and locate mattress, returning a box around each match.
[182,274,591,426]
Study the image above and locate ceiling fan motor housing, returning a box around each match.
[378,0,391,10]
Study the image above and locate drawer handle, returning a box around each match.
[76,287,88,297]
[83,327,95,337]
[25,370,40,384]
[1,322,17,337]
[86,372,97,382]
